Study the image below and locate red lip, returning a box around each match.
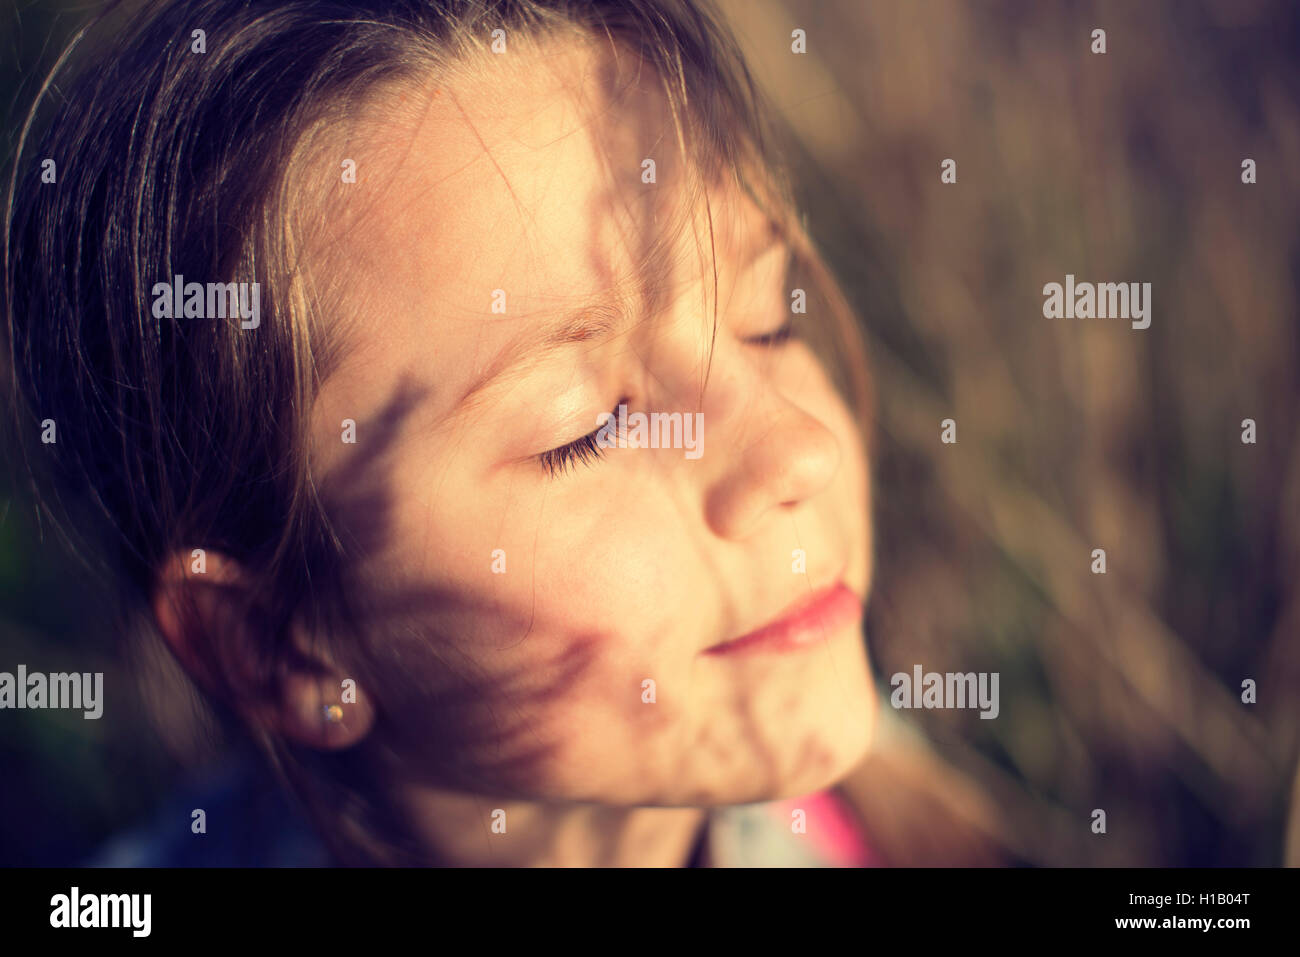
[702,582,863,656]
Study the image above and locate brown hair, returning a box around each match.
[2,0,873,865]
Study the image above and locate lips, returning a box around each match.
[701,582,863,656]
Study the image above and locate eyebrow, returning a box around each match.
[451,221,790,417]
[450,293,635,419]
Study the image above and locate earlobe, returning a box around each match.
[275,667,375,750]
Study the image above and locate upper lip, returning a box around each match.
[704,574,855,653]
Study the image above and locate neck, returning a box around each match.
[393,784,711,867]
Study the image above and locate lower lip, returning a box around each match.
[702,583,863,657]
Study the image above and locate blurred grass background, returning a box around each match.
[716,0,1300,865]
[2,0,1298,865]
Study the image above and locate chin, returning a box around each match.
[771,703,876,802]
[710,676,879,807]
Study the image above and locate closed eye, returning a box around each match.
[535,400,626,478]
[745,320,795,347]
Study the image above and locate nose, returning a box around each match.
[704,395,842,541]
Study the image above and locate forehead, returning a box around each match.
[305,34,773,463]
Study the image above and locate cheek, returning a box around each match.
[353,481,703,798]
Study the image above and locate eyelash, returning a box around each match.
[536,402,625,478]
[535,320,795,478]
[745,319,796,348]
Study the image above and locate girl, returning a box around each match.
[5,0,896,867]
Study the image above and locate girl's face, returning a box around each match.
[306,38,877,807]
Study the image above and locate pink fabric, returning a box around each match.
[764,788,875,867]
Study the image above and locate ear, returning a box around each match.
[150,548,374,750]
